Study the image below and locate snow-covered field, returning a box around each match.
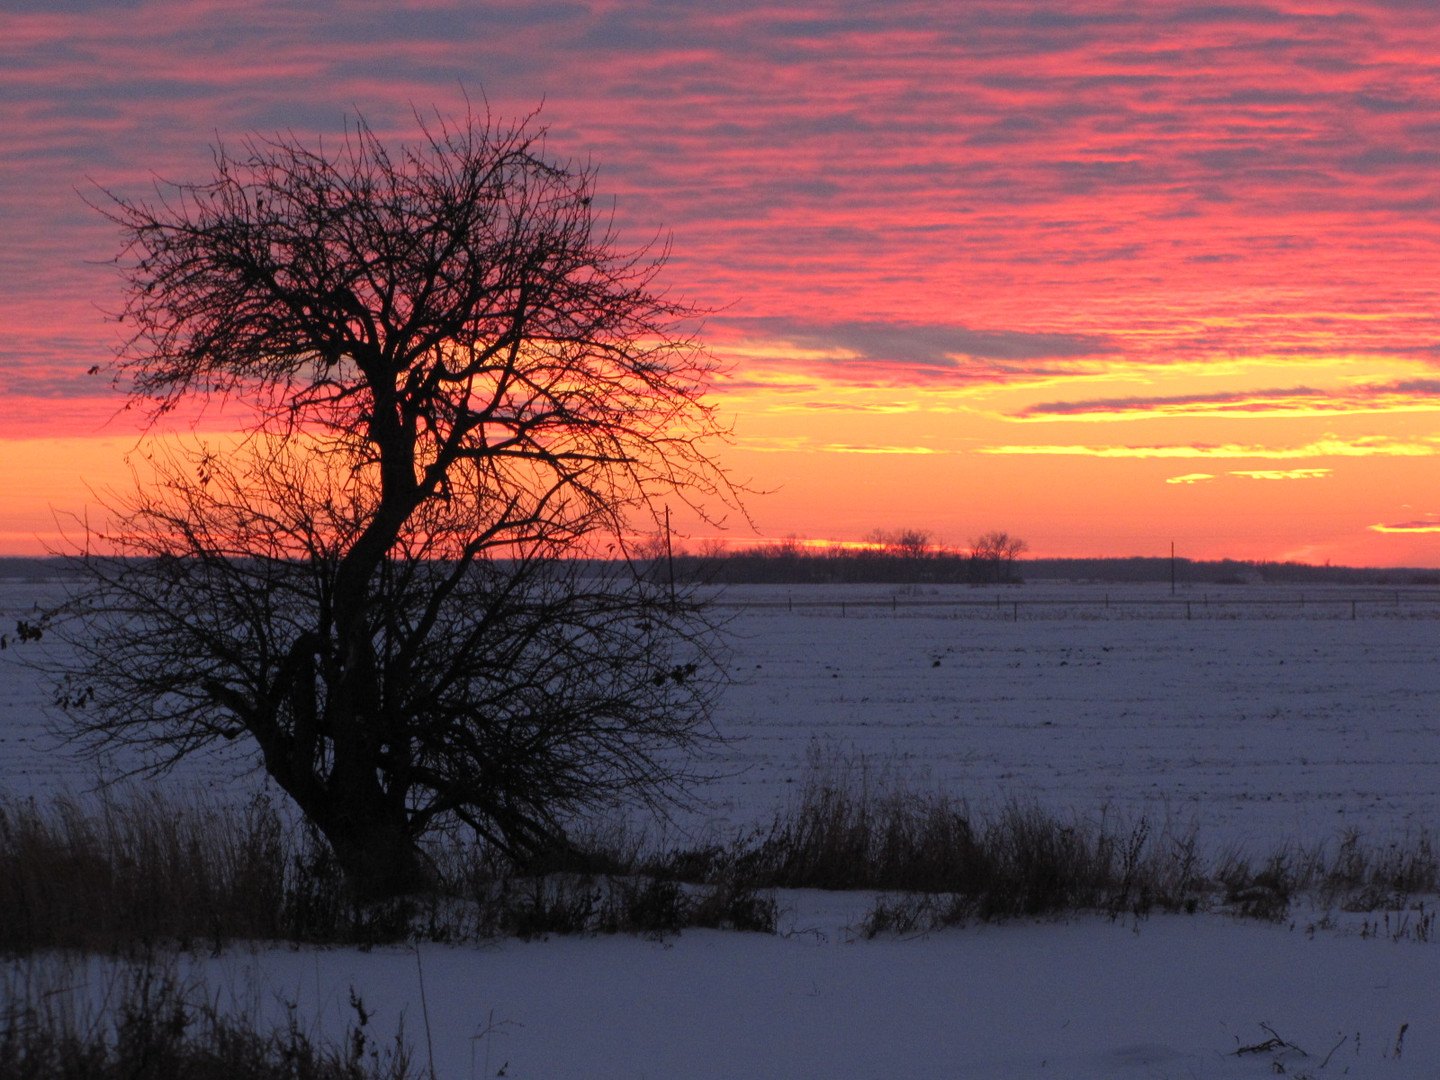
[704,582,1440,854]
[4,580,1440,1079]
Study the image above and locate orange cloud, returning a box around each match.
[1229,468,1332,480]
[1011,381,1440,421]
[1369,520,1440,534]
[980,437,1440,459]
[738,438,941,455]
[1165,468,1331,484]
[815,444,939,455]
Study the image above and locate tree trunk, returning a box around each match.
[258,706,430,901]
[313,794,432,901]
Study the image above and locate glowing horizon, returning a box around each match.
[4,1,1440,566]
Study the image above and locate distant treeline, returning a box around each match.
[656,550,1440,587]
[0,557,89,582]
[1022,556,1440,586]
[662,547,1023,585]
[1,550,1021,587]
[4,553,1437,588]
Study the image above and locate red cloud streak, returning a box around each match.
[6,2,1440,399]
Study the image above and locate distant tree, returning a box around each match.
[866,528,933,559]
[763,535,804,559]
[42,109,737,899]
[970,531,1028,583]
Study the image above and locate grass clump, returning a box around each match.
[0,786,776,954]
[735,747,1440,934]
[0,789,290,955]
[0,958,414,1080]
[737,750,1206,927]
[4,755,1438,951]
[0,789,423,954]
[465,872,776,940]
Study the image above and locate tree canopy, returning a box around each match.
[48,110,737,897]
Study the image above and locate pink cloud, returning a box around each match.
[8,1,1440,402]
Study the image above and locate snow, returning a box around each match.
[5,580,1440,1079]
[201,910,1438,1080]
[698,583,1440,855]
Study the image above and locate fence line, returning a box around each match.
[713,590,1440,620]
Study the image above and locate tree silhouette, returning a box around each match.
[47,110,736,898]
[969,531,1028,583]
[866,528,933,560]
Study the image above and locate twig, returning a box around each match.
[415,944,437,1080]
[472,1008,523,1079]
[1319,1033,1348,1069]
[1392,1022,1409,1060]
[1233,1022,1307,1057]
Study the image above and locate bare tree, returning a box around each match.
[969,531,1028,583]
[43,110,737,898]
[865,528,933,559]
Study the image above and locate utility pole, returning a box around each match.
[665,504,676,604]
[1170,540,1176,596]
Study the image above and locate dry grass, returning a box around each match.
[2,757,1436,953]
[0,789,292,954]
[0,957,414,1080]
[734,754,1206,924]
[0,786,775,955]
[728,748,1440,933]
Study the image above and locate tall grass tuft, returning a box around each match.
[0,788,292,954]
[0,956,414,1079]
[745,748,1440,932]
[738,752,1207,922]
[0,785,776,954]
[0,787,435,954]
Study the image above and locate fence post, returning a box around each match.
[1186,600,1191,620]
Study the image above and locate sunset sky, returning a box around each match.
[5,1,1440,564]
